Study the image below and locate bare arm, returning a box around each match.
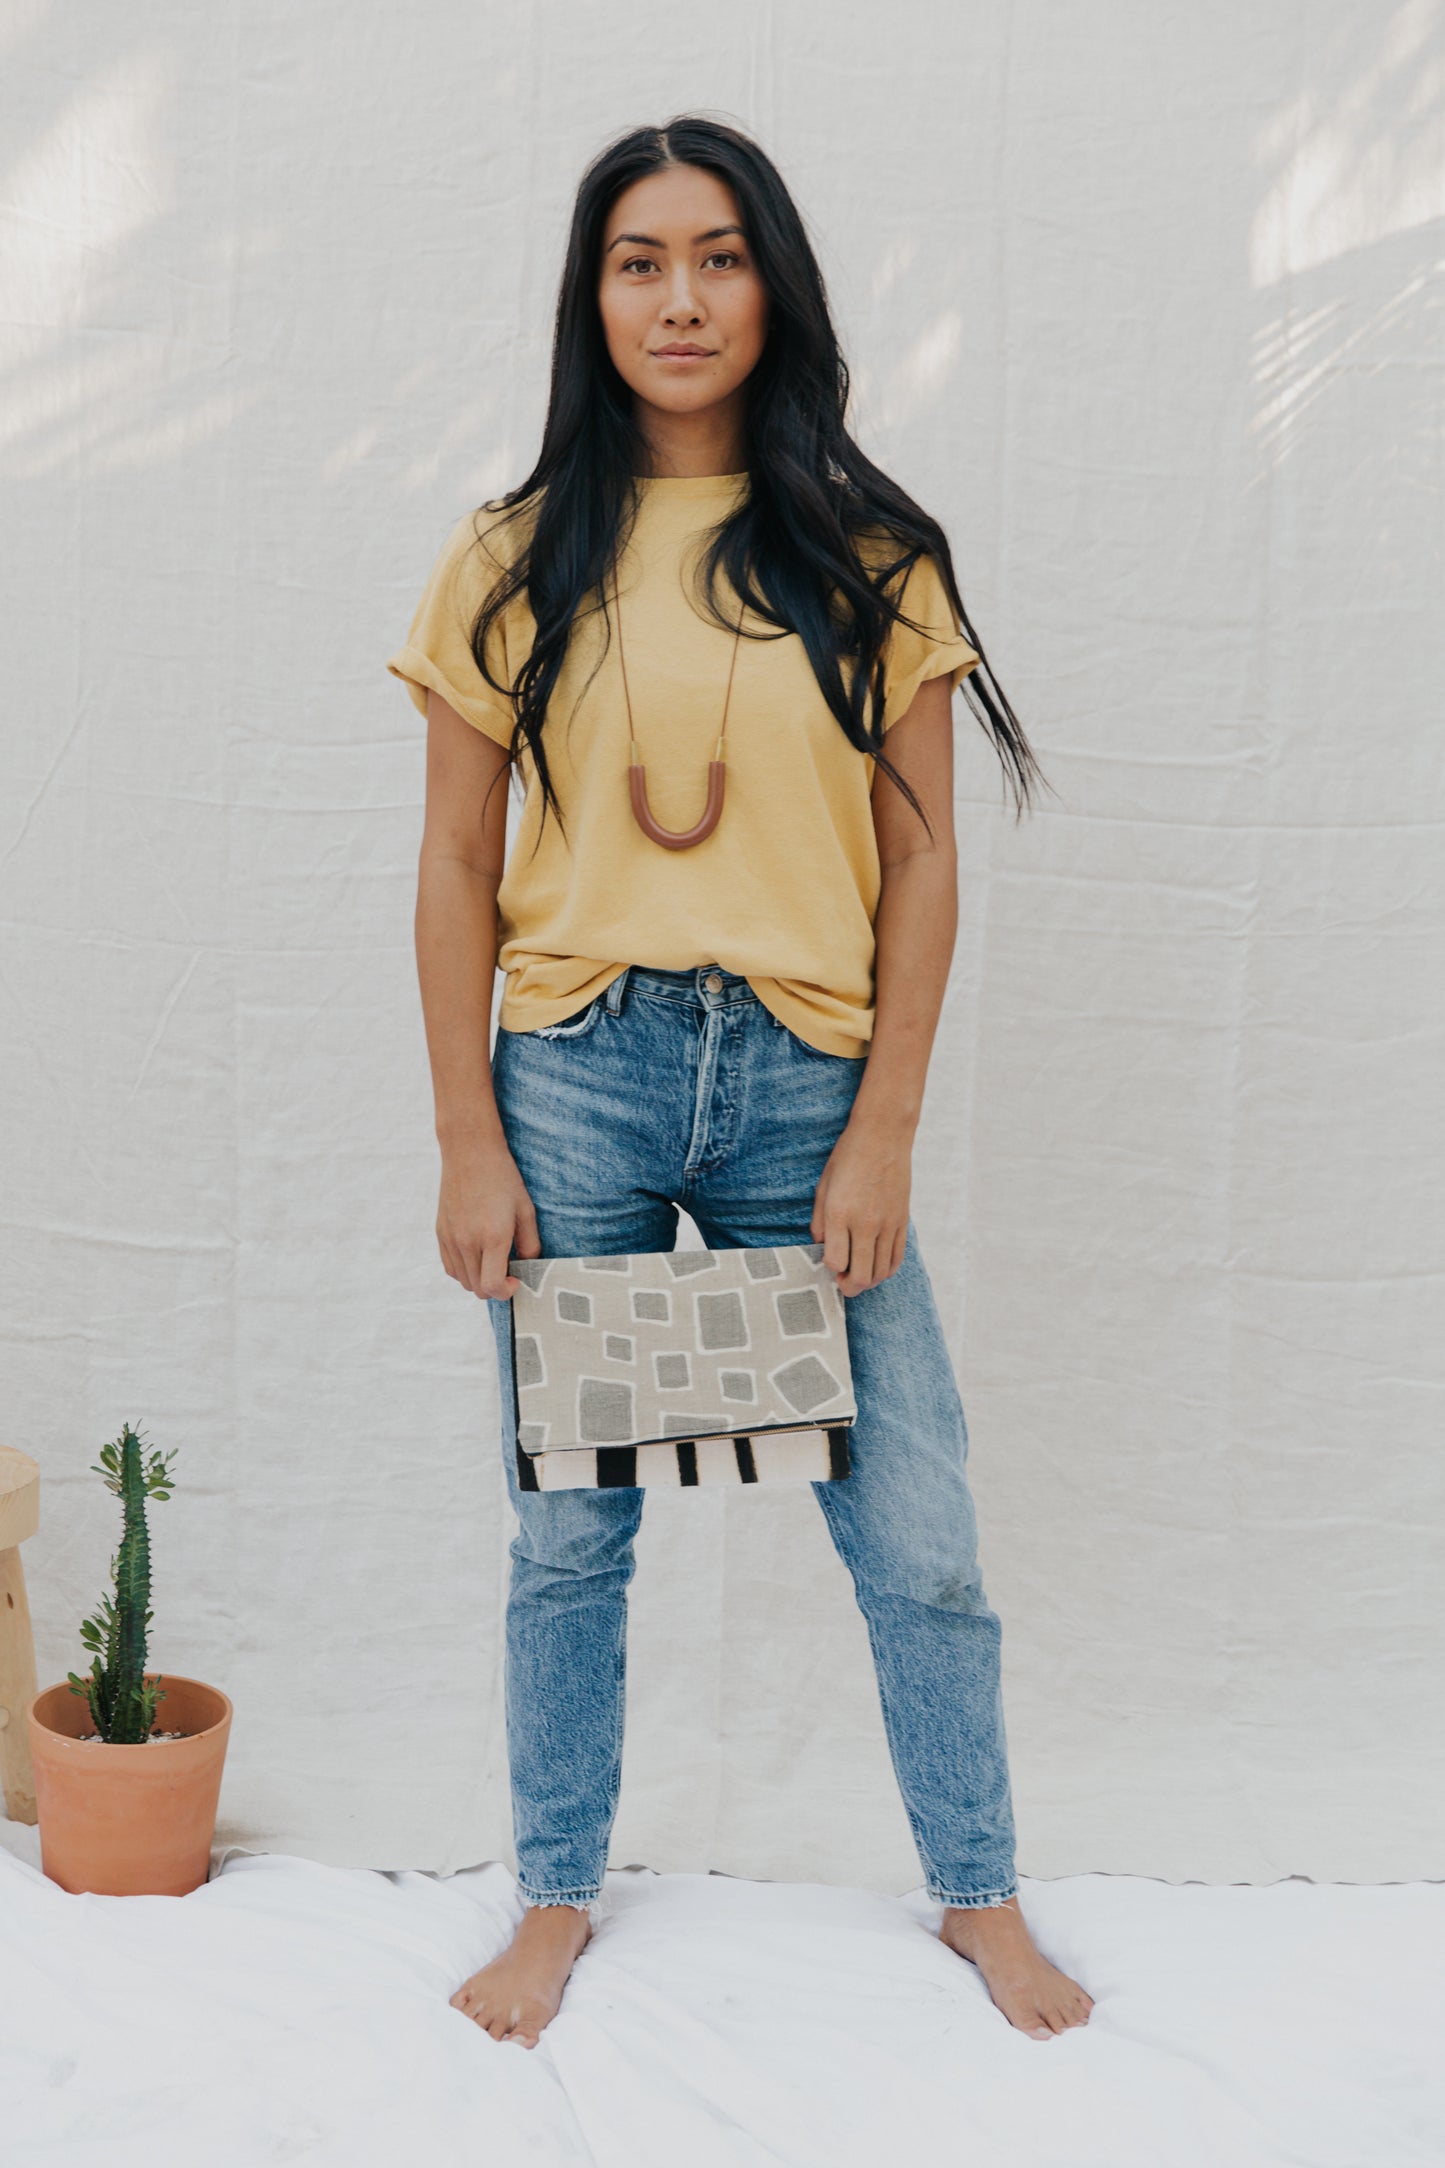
[810,670,958,1294]
[416,687,540,1298]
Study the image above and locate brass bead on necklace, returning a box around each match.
[613,568,743,850]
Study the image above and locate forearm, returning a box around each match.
[848,847,958,1136]
[415,853,507,1151]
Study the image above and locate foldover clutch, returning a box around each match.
[506,1242,855,1491]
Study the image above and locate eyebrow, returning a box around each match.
[605,225,746,253]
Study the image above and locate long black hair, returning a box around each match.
[466,114,1052,846]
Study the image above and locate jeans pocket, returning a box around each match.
[780,1019,866,1065]
[527,995,604,1041]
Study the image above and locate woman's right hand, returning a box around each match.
[436,1136,542,1299]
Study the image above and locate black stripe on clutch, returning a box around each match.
[734,1436,758,1482]
[516,1441,540,1491]
[596,1446,638,1487]
[677,1440,699,1485]
[827,1425,852,1479]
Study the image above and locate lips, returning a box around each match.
[653,346,713,357]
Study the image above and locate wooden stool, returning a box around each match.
[0,1445,41,1825]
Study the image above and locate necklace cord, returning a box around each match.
[613,566,743,762]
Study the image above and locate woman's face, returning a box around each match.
[597,164,769,446]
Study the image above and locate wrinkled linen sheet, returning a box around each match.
[0,1833,1438,2166]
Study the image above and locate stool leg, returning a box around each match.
[0,1545,39,1824]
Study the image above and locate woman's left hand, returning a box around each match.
[810,1112,912,1295]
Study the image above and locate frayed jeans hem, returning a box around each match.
[929,1881,1019,1910]
[517,1880,611,1930]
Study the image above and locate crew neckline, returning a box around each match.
[632,470,749,496]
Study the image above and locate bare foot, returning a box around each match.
[449,1901,594,2048]
[940,1896,1093,2039]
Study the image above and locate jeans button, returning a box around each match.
[704,972,724,993]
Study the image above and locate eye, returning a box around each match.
[616,250,745,275]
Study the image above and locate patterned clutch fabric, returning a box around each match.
[506,1242,855,1491]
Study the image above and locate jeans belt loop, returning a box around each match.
[604,966,631,1016]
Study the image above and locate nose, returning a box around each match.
[661,273,705,327]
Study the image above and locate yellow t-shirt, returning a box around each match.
[385,472,980,1056]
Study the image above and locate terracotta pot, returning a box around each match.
[27,1674,233,1896]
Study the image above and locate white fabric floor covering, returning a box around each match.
[1,1826,1439,2167]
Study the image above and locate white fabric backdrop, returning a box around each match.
[3,1,1441,1887]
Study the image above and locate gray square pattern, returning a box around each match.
[509,1241,855,1451]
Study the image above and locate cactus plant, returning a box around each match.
[66,1420,177,1743]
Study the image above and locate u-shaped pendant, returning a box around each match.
[628,757,726,849]
[613,560,743,851]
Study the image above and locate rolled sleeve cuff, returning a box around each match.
[385,644,515,749]
[881,638,981,734]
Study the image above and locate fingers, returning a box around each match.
[477,1234,519,1299]
[437,1149,543,1299]
[435,1227,513,1300]
[819,1220,905,1295]
[483,1192,543,1295]
[440,1200,542,1300]
[513,1196,543,1258]
[819,1220,851,1287]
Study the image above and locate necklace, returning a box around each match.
[613,569,743,850]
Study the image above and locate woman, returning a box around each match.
[387,116,1093,2049]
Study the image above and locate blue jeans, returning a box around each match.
[487,962,1018,1916]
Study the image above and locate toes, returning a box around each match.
[1041,1996,1094,2033]
[1023,2006,1068,2037]
[456,1996,508,2040]
[449,1982,551,2047]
